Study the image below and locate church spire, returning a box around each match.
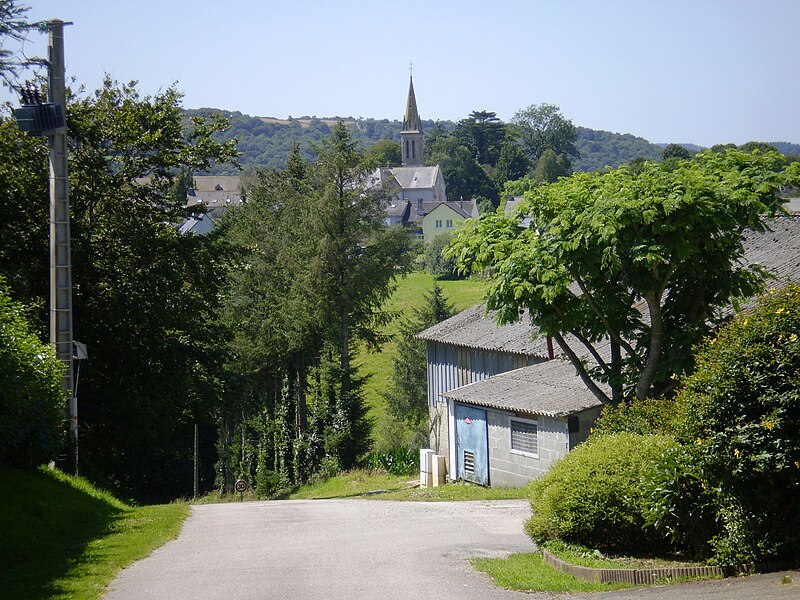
[402,75,423,133]
[400,74,424,166]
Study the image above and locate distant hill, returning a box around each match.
[185,108,799,176]
[574,127,663,171]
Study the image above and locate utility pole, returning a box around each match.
[47,20,76,474]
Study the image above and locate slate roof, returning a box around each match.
[441,360,604,417]
[740,215,800,288]
[418,304,552,357]
[186,189,243,208]
[390,165,442,190]
[190,176,241,192]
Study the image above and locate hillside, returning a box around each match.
[186,108,800,176]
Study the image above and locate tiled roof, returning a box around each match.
[442,360,604,417]
[418,304,552,357]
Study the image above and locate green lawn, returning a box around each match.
[357,272,487,450]
[0,465,188,600]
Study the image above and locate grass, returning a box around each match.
[287,470,414,499]
[543,540,702,570]
[356,271,487,449]
[0,464,188,600]
[472,552,632,593]
[282,469,529,501]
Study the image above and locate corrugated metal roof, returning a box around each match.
[418,304,551,357]
[442,360,604,417]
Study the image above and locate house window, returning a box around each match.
[510,418,538,457]
[446,219,453,228]
[405,140,409,159]
[435,219,442,228]
[412,140,416,159]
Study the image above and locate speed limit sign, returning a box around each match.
[234,479,249,493]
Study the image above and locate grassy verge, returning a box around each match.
[472,552,632,593]
[0,465,188,600]
[543,540,703,570]
[285,470,529,501]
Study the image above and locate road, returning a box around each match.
[105,499,799,600]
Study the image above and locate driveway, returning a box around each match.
[105,499,799,600]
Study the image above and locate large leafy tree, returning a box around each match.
[450,149,800,404]
[511,103,578,168]
[452,110,507,167]
[63,80,237,500]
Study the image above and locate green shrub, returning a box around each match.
[0,281,66,467]
[365,447,417,476]
[593,397,684,436]
[525,433,677,554]
[667,283,800,565]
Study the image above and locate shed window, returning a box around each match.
[510,419,538,457]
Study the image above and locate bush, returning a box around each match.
[364,448,417,476]
[424,232,460,279]
[666,283,800,565]
[593,397,684,436]
[525,433,677,554]
[0,281,66,467]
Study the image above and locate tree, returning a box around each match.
[660,143,692,161]
[0,278,66,468]
[0,1,29,88]
[64,80,237,500]
[383,284,455,447]
[531,148,571,183]
[511,103,578,166]
[494,141,530,191]
[450,149,800,405]
[363,139,401,168]
[452,110,507,167]
[221,123,413,480]
[427,136,498,203]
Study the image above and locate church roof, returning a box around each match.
[390,165,441,189]
[401,76,423,133]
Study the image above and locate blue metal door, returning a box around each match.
[455,403,489,485]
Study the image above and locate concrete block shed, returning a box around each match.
[441,360,602,487]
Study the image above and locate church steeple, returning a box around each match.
[400,74,424,166]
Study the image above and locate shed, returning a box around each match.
[441,360,603,487]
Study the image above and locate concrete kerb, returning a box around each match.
[542,548,799,585]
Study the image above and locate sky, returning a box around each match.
[4,0,800,147]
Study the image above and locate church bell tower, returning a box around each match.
[400,75,424,166]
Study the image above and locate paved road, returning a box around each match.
[105,499,799,600]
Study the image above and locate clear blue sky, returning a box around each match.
[7,0,800,146]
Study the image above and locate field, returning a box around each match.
[355,272,487,450]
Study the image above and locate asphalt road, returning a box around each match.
[104,499,799,600]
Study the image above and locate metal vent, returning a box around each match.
[463,450,475,474]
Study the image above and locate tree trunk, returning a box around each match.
[636,292,664,400]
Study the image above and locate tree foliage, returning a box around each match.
[450,149,800,404]
[64,80,235,500]
[511,103,578,167]
[383,284,455,448]
[220,123,413,489]
[649,284,800,565]
[0,279,66,468]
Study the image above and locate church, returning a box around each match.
[370,76,479,242]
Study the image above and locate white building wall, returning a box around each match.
[486,411,569,487]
